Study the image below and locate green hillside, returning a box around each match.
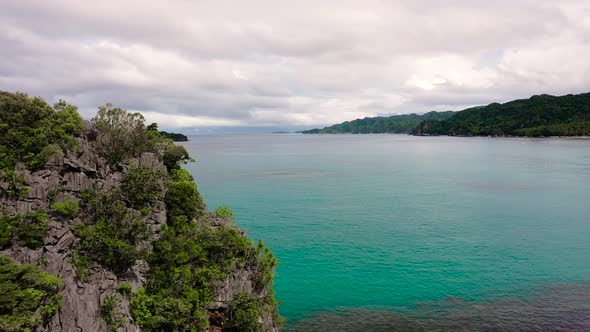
[300,111,455,134]
[412,93,590,137]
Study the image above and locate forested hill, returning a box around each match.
[412,92,590,137]
[300,111,455,134]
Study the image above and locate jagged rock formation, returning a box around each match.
[0,122,279,331]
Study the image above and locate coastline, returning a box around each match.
[298,132,590,139]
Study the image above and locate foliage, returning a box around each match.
[38,144,64,166]
[301,111,455,134]
[117,283,132,296]
[163,144,192,171]
[131,218,280,331]
[130,288,207,331]
[253,240,279,292]
[2,174,33,199]
[160,131,188,142]
[51,199,80,217]
[100,295,125,331]
[0,210,48,249]
[73,191,150,275]
[412,93,590,137]
[165,179,205,223]
[91,103,156,167]
[170,168,194,182]
[130,158,283,330]
[129,224,227,331]
[122,165,165,209]
[226,293,261,332]
[214,206,235,221]
[0,91,83,172]
[80,188,97,206]
[0,255,62,331]
[71,252,92,282]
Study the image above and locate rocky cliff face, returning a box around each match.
[0,127,278,331]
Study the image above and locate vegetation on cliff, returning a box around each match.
[0,91,282,331]
[0,91,83,173]
[0,255,62,332]
[0,210,49,249]
[412,93,590,137]
[300,111,455,134]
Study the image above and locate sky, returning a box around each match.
[1,0,590,131]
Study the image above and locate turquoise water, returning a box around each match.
[182,134,590,328]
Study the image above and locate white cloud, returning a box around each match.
[0,0,589,128]
[141,111,246,128]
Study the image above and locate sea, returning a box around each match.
[182,134,590,331]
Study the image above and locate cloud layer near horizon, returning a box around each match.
[1,0,589,128]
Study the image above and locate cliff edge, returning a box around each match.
[0,92,282,332]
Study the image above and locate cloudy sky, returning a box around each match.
[1,0,590,130]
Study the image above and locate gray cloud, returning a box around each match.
[1,0,589,128]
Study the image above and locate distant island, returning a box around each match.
[299,111,455,134]
[159,130,189,141]
[412,92,590,137]
[301,92,590,137]
[146,123,189,141]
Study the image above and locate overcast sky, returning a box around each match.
[1,0,589,129]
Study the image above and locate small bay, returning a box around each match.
[182,134,590,329]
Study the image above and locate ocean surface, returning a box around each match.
[182,134,590,331]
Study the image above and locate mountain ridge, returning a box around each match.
[412,92,590,137]
[300,111,455,134]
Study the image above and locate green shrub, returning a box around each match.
[254,240,279,292]
[226,293,261,332]
[38,144,64,165]
[73,191,150,275]
[80,188,97,205]
[122,165,164,209]
[163,144,192,171]
[0,210,48,249]
[0,218,12,248]
[214,206,234,221]
[1,175,32,199]
[0,92,82,172]
[51,199,80,217]
[165,180,205,224]
[0,255,62,331]
[130,288,208,331]
[169,168,194,182]
[17,186,31,198]
[100,295,125,331]
[116,283,132,296]
[71,252,92,282]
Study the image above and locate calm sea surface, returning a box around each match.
[182,134,590,331]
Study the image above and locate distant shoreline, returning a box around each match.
[297,132,590,139]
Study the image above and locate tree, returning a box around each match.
[92,103,154,167]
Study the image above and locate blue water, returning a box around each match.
[182,134,590,328]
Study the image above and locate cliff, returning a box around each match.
[0,93,282,332]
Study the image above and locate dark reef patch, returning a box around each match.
[288,282,590,332]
